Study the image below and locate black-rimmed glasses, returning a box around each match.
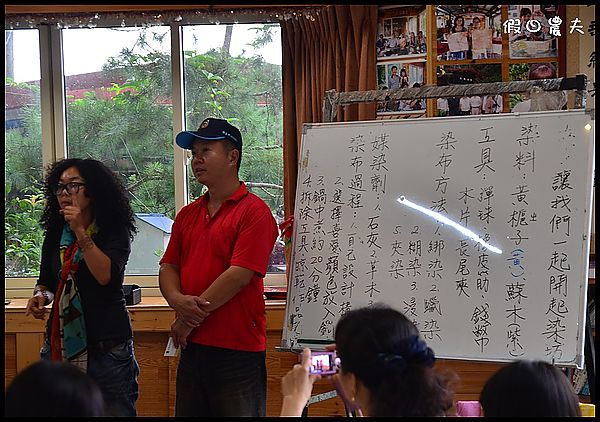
[52,182,87,196]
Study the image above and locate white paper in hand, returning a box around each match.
[164,337,179,357]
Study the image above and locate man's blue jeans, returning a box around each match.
[175,343,267,417]
[41,338,140,416]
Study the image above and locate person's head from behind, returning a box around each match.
[42,157,136,238]
[529,62,557,80]
[5,360,105,417]
[480,360,581,417]
[176,117,243,185]
[334,304,456,417]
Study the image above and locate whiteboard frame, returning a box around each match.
[282,109,595,368]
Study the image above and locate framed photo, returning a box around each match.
[377,6,427,61]
[435,64,502,117]
[507,5,560,59]
[436,5,502,61]
[508,62,561,111]
[377,61,426,115]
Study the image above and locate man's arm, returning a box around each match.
[159,263,210,326]
[197,265,255,312]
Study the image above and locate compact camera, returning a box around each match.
[306,351,340,375]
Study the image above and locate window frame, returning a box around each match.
[5,16,286,298]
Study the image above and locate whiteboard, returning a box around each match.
[282,110,594,368]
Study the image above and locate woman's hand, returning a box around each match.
[25,295,48,320]
[60,194,86,234]
[280,347,321,416]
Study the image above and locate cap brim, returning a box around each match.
[175,131,226,150]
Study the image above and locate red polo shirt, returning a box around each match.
[160,182,278,351]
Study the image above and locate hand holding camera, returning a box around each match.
[307,351,341,376]
[280,347,322,416]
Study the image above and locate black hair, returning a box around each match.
[520,7,532,17]
[40,158,137,240]
[334,304,458,417]
[219,139,242,171]
[5,360,105,417]
[480,360,581,417]
[452,15,465,31]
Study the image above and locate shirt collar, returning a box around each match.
[199,181,248,205]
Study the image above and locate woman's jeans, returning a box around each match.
[41,338,140,416]
[175,343,267,417]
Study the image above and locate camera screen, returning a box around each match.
[309,352,337,375]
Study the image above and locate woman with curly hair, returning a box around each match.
[25,158,139,416]
[281,304,458,416]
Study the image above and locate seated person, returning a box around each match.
[280,304,458,417]
[5,360,105,417]
[376,34,387,57]
[397,34,409,55]
[480,360,581,417]
[386,32,400,55]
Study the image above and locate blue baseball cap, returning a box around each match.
[175,118,243,152]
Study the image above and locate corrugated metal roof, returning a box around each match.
[134,213,173,233]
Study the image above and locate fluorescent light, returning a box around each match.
[397,196,502,254]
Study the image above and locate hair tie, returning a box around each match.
[377,353,407,373]
[394,335,436,368]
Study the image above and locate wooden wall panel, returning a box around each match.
[5,334,17,390]
[15,333,44,372]
[134,332,173,417]
[5,298,509,416]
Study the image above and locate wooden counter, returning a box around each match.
[5,298,503,416]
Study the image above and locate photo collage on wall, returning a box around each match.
[376,5,428,119]
[376,5,565,119]
[435,5,504,117]
[433,5,562,117]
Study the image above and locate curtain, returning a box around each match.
[281,5,378,220]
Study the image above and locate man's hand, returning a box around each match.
[172,295,210,327]
[170,318,195,349]
[25,295,47,320]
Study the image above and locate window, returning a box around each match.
[5,29,44,278]
[62,26,175,275]
[4,17,286,294]
[182,23,285,273]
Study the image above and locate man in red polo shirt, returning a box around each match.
[159,117,278,417]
